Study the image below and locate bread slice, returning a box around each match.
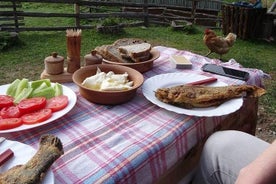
[104,45,133,63]
[118,43,151,58]
[94,45,108,57]
[121,51,151,63]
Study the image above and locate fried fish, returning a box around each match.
[0,134,64,184]
[155,84,266,109]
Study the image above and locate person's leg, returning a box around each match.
[192,130,270,184]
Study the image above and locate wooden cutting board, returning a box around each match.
[40,68,73,83]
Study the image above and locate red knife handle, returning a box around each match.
[186,77,217,85]
[0,148,14,166]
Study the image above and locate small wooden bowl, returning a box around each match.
[72,64,144,105]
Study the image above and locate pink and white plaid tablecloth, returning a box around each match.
[3,46,266,184]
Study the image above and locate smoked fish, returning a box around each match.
[155,85,266,109]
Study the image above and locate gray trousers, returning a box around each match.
[192,130,270,184]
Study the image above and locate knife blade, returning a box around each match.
[186,77,217,85]
[0,137,14,167]
[0,137,5,144]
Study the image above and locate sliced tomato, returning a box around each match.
[46,95,69,112]
[18,97,47,114]
[0,106,21,118]
[0,118,22,130]
[0,95,14,109]
[21,108,52,125]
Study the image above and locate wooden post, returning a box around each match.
[74,2,80,28]
[143,0,149,27]
[191,0,198,24]
[230,6,234,33]
[12,0,19,32]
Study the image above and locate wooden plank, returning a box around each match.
[0,5,22,8]
[221,5,226,35]
[0,11,23,16]
[0,0,76,4]
[0,17,24,21]
[0,22,24,26]
[11,12,77,18]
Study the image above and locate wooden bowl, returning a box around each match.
[102,49,160,73]
[72,64,144,105]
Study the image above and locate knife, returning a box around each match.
[186,77,217,85]
[0,137,5,144]
[0,137,14,166]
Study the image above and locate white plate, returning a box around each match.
[0,139,54,184]
[0,83,77,133]
[142,73,243,117]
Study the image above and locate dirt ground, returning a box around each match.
[256,105,276,143]
[255,76,276,143]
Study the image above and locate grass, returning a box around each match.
[0,1,275,116]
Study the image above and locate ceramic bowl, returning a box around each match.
[72,64,144,105]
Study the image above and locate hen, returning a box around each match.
[203,29,237,59]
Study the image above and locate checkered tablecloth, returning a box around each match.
[3,46,266,184]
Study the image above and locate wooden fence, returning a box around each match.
[222,4,267,39]
[0,0,223,32]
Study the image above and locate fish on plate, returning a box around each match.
[155,84,266,109]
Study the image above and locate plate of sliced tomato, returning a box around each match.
[0,84,77,133]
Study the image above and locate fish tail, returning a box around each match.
[245,85,266,97]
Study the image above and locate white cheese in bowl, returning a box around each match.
[82,68,133,91]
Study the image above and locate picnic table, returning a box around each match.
[1,46,266,184]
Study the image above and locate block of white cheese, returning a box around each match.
[82,68,133,91]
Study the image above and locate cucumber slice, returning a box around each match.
[30,86,56,99]
[31,79,51,89]
[6,79,21,97]
[14,87,33,104]
[14,78,29,98]
[32,82,48,94]
[53,83,63,96]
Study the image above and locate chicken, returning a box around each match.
[203,29,237,59]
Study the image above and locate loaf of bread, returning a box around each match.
[95,38,152,63]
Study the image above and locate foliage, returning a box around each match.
[171,20,200,34]
[0,32,20,51]
[96,17,125,34]
[100,17,122,26]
